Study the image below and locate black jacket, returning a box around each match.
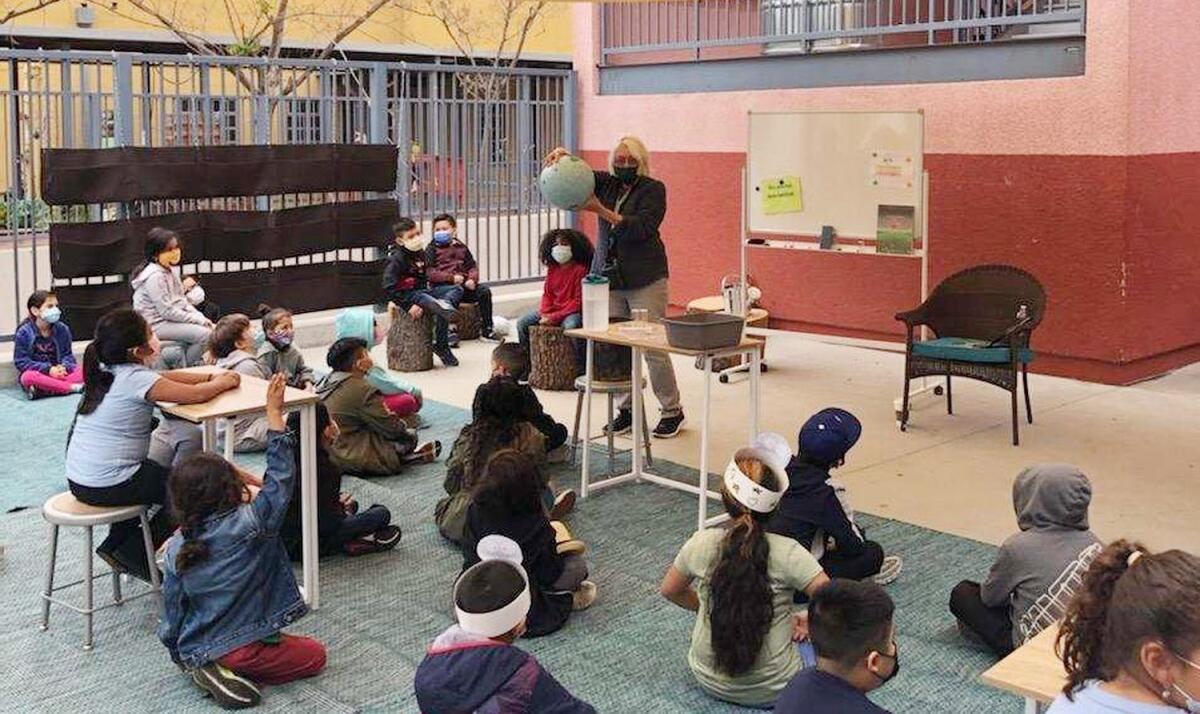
[767,457,866,558]
[382,246,430,308]
[592,171,669,290]
[462,502,573,637]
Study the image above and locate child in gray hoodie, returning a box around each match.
[949,464,1101,657]
[130,227,212,366]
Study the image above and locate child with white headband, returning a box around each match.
[414,535,596,713]
[660,443,831,708]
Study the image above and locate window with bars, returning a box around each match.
[164,97,239,146]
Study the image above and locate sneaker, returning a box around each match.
[435,346,459,367]
[603,409,633,437]
[480,326,502,342]
[874,555,904,586]
[572,580,598,611]
[25,384,44,401]
[426,299,459,321]
[549,489,577,520]
[402,440,442,464]
[448,325,461,349]
[191,662,261,710]
[372,525,403,550]
[652,414,686,439]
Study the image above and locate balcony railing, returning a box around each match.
[599,0,1085,65]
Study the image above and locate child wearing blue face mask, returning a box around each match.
[256,305,314,390]
[426,213,498,342]
[209,314,272,453]
[14,290,83,399]
[516,229,594,373]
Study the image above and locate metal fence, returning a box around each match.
[599,0,1085,62]
[1,49,575,339]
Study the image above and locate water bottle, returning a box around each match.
[582,275,610,331]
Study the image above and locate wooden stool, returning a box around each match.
[41,492,161,650]
[528,325,577,391]
[570,376,652,476]
[452,302,481,341]
[686,296,769,371]
[387,303,433,372]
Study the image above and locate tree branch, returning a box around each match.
[267,0,291,60]
[0,0,62,26]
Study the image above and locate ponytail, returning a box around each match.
[168,452,246,573]
[709,457,780,677]
[75,309,150,418]
[174,522,211,573]
[1057,540,1200,698]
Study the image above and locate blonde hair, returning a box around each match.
[609,135,652,178]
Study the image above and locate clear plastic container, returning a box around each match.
[582,275,610,331]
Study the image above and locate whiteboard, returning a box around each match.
[746,111,923,240]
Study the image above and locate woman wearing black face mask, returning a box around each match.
[542,137,684,439]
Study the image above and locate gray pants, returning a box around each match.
[551,553,589,592]
[610,278,682,418]
[152,321,212,367]
[148,416,202,468]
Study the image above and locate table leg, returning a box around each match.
[631,345,644,482]
[1024,698,1044,714]
[201,419,217,453]
[580,339,594,499]
[299,403,320,609]
[698,354,712,532]
[749,346,761,440]
[223,419,235,461]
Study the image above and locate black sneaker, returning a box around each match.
[373,525,403,550]
[653,414,686,439]
[25,384,44,401]
[603,409,633,436]
[448,326,461,349]
[435,346,459,367]
[191,662,261,710]
[480,327,501,342]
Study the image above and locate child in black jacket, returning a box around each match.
[484,342,569,453]
[382,217,459,367]
[765,409,902,593]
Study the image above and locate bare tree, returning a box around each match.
[1,0,63,26]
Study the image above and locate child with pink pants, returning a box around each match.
[14,290,83,399]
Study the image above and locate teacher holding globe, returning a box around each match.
[543,137,684,438]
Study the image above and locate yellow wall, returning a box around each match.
[5,1,572,59]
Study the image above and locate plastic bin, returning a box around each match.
[661,312,744,351]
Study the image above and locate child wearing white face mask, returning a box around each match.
[65,308,241,580]
[383,216,460,367]
[1047,541,1200,714]
[14,290,83,399]
[516,229,594,373]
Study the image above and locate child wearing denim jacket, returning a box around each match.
[158,375,326,709]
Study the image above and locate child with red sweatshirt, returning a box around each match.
[516,229,593,374]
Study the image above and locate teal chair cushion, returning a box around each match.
[912,337,1034,364]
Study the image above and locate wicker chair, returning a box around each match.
[895,264,1046,445]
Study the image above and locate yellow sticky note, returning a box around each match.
[761,176,803,215]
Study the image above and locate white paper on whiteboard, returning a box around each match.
[869,150,915,189]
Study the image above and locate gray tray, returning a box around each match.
[661,312,744,351]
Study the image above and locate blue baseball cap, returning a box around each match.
[798,408,862,465]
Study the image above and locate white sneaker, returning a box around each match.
[572,580,597,611]
[874,555,903,586]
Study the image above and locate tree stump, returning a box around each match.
[593,317,633,382]
[452,301,481,341]
[529,325,577,391]
[387,304,433,372]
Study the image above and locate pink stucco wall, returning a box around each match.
[572,2,1134,156]
[1128,0,1200,155]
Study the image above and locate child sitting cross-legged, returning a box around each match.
[486,343,570,455]
[209,314,272,453]
[315,337,439,477]
[414,535,596,713]
[462,450,595,638]
[159,375,326,710]
[279,403,402,559]
[660,446,830,708]
[775,579,899,714]
[13,289,83,399]
[436,377,575,545]
[765,410,903,592]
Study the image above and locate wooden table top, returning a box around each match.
[159,366,319,422]
[980,623,1067,704]
[566,321,763,357]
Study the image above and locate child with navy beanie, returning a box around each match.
[765,408,902,593]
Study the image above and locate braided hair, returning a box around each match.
[168,453,247,572]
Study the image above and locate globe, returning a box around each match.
[539,155,595,210]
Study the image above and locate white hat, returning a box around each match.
[752,432,793,474]
[453,535,532,639]
[723,446,790,514]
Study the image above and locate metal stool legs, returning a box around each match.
[40,522,58,632]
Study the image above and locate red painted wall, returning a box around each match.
[581,149,1200,384]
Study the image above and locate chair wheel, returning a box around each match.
[934,385,944,396]
[719,374,729,384]
[760,363,768,373]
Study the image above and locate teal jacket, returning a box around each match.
[333,308,421,398]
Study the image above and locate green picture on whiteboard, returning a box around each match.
[760,176,803,215]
